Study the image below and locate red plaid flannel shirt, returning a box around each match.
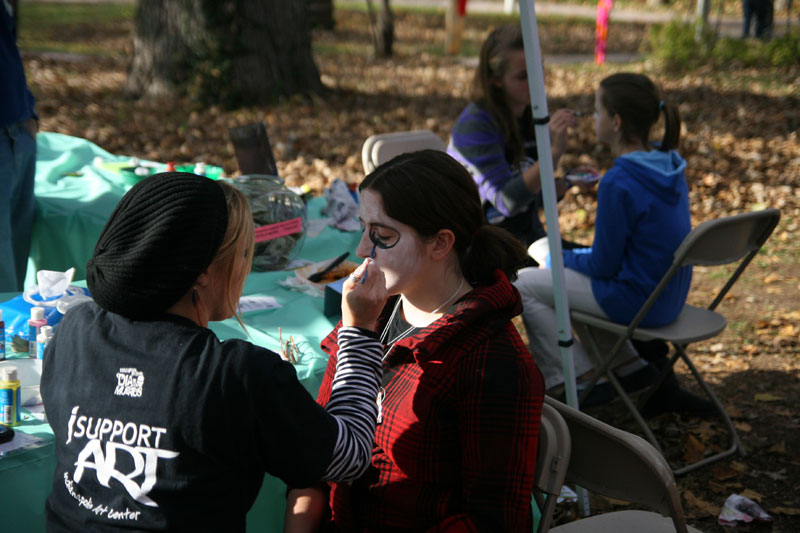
[317,270,545,532]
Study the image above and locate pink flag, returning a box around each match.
[595,0,613,64]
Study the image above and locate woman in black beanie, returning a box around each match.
[40,172,386,532]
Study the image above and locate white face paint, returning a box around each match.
[357,189,427,295]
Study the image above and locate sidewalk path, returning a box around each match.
[366,0,798,38]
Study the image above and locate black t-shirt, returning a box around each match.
[41,302,338,532]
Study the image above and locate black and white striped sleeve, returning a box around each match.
[322,326,382,482]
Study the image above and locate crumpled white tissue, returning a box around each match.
[23,268,93,313]
[37,267,76,299]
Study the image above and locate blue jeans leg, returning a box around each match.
[742,0,755,36]
[0,122,37,292]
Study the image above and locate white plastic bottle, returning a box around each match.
[37,325,54,360]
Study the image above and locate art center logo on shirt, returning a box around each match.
[115,368,144,398]
[65,405,179,508]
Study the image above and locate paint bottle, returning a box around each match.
[166,161,176,172]
[0,309,5,361]
[0,367,21,427]
[37,325,53,360]
[28,307,47,358]
[194,162,207,176]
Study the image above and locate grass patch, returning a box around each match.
[18,2,135,57]
[18,2,134,29]
[648,20,800,70]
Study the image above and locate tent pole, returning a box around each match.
[518,0,590,517]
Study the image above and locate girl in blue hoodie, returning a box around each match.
[515,73,697,410]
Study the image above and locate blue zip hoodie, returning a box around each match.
[563,149,692,327]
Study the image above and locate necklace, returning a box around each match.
[375,278,466,424]
[375,278,464,424]
[379,278,466,360]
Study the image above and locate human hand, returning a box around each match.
[341,258,387,330]
[549,109,578,161]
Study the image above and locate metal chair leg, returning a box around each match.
[670,346,743,476]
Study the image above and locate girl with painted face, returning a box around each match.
[447,24,582,250]
[514,73,715,416]
[286,150,545,532]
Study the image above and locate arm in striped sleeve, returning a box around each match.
[321,326,382,482]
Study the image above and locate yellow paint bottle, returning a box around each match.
[0,366,21,427]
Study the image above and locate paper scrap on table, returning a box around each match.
[24,403,47,421]
[557,485,578,504]
[285,258,314,270]
[279,274,324,298]
[0,431,47,457]
[238,296,281,313]
[718,493,772,526]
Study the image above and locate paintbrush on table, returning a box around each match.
[308,251,349,283]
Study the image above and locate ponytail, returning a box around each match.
[461,224,529,285]
[599,73,680,152]
[659,100,681,151]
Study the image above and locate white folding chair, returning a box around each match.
[571,208,781,475]
[361,130,446,174]
[533,401,571,533]
[544,396,704,533]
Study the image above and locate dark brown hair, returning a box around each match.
[359,150,528,286]
[599,73,680,151]
[470,24,527,163]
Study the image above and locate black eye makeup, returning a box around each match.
[368,226,401,249]
[359,220,401,250]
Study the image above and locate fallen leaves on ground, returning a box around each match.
[20,7,800,532]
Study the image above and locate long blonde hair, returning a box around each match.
[213,180,255,327]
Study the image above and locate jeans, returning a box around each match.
[0,121,37,292]
[743,0,773,37]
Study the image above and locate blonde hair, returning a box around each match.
[213,180,254,328]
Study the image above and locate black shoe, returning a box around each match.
[640,382,718,418]
[617,362,718,418]
[631,339,670,363]
[617,364,661,393]
[550,381,617,408]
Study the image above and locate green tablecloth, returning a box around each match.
[4,133,362,531]
[27,132,134,289]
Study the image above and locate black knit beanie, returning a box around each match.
[87,172,229,319]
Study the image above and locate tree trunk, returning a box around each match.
[695,0,711,42]
[125,0,323,106]
[307,0,335,29]
[444,0,464,55]
[366,0,394,57]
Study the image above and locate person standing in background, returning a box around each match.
[1,0,38,291]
